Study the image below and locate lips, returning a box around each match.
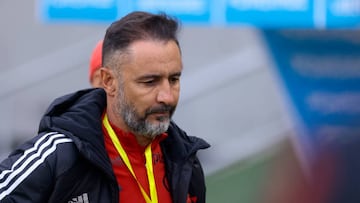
[151,111,170,117]
[147,110,171,122]
[146,105,174,117]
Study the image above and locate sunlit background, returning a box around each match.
[1,0,360,202]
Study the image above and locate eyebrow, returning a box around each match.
[170,71,182,77]
[136,71,182,81]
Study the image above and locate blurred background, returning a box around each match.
[1,0,360,202]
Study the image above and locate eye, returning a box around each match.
[140,77,159,86]
[169,76,180,85]
[142,80,155,85]
[143,79,154,84]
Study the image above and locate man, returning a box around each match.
[89,39,103,88]
[0,11,210,203]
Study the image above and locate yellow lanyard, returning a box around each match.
[103,114,158,203]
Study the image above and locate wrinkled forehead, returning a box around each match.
[118,40,182,75]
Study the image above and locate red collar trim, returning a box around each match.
[105,116,168,152]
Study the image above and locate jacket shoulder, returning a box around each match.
[0,132,79,202]
[6,131,78,171]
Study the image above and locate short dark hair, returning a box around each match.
[102,11,180,68]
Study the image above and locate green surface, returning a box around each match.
[206,153,274,203]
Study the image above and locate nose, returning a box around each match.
[156,81,177,105]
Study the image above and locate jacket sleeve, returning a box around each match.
[188,156,207,203]
[0,132,73,203]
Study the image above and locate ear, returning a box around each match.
[100,67,117,97]
[90,69,103,88]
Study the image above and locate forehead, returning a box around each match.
[121,40,183,74]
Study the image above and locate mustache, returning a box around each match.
[145,104,174,115]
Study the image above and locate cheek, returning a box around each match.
[125,89,155,112]
[172,86,181,102]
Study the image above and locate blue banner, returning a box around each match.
[39,0,118,23]
[118,0,211,25]
[38,0,360,28]
[225,0,315,28]
[263,30,360,157]
[326,0,360,28]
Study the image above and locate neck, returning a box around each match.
[134,135,154,147]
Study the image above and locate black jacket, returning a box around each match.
[0,88,210,203]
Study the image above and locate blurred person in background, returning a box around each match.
[0,11,210,203]
[258,140,335,203]
[259,136,360,203]
[89,39,104,88]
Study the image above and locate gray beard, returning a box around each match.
[121,103,171,138]
[116,88,174,138]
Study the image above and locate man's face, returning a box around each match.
[115,40,182,138]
